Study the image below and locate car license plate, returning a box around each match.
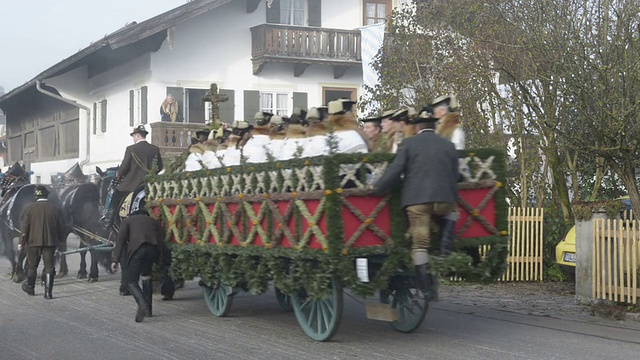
[563,253,576,263]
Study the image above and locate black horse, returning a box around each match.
[0,168,63,283]
[52,163,110,282]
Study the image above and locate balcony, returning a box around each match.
[150,122,208,155]
[250,24,362,79]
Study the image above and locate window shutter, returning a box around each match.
[141,86,148,124]
[292,92,308,111]
[100,100,107,133]
[308,0,321,27]
[219,89,235,124]
[243,90,261,124]
[129,90,134,126]
[266,0,280,23]
[93,102,97,135]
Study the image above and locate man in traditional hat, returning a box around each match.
[221,120,253,166]
[102,125,163,231]
[324,99,368,154]
[19,185,67,299]
[244,112,274,163]
[373,107,459,302]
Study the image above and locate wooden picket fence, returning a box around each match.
[501,207,545,281]
[593,213,640,304]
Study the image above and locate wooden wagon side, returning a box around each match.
[145,149,509,340]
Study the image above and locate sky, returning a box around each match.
[0,0,189,93]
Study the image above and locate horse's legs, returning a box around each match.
[13,244,27,283]
[77,243,88,279]
[58,239,68,278]
[88,249,99,283]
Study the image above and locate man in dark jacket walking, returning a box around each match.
[374,107,459,301]
[111,209,168,323]
[19,185,67,299]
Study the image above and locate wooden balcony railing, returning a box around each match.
[250,24,361,78]
[150,121,207,153]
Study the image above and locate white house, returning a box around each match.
[0,0,400,183]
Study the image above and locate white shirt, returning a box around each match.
[334,130,368,154]
[280,138,308,161]
[201,150,222,169]
[243,135,271,163]
[451,127,465,150]
[185,153,203,172]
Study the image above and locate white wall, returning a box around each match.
[30,0,370,180]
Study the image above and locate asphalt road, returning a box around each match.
[2,240,640,359]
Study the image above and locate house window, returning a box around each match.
[94,99,107,133]
[185,88,208,124]
[267,0,321,27]
[364,0,391,25]
[129,86,148,126]
[260,91,291,116]
[281,0,307,26]
[322,87,357,105]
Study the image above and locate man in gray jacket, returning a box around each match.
[374,107,459,301]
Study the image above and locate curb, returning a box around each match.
[625,313,640,322]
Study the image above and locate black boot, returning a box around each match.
[142,279,153,317]
[44,273,54,300]
[439,219,456,256]
[127,283,149,323]
[415,265,439,302]
[21,275,36,296]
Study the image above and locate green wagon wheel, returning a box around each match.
[275,287,293,312]
[380,282,429,333]
[291,277,343,342]
[202,281,235,317]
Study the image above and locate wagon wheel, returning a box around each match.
[380,278,429,333]
[275,287,293,312]
[291,277,343,342]
[202,281,235,317]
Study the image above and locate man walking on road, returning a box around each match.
[19,185,67,299]
[111,209,168,322]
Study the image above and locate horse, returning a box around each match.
[52,163,110,282]
[1,183,64,283]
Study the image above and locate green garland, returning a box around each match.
[149,148,510,298]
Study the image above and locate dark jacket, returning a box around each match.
[374,130,459,208]
[20,199,67,248]
[117,140,163,193]
[113,213,168,264]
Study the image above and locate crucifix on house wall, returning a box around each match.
[203,83,228,128]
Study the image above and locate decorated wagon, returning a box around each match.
[146,149,508,341]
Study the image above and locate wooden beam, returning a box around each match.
[294,64,309,77]
[253,61,265,75]
[333,65,347,79]
[247,0,261,13]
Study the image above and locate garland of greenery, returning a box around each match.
[148,148,509,298]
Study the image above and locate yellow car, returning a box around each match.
[555,225,576,272]
[555,196,632,273]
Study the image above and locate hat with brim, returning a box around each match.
[130,124,149,136]
[412,106,439,124]
[34,185,50,198]
[380,109,397,119]
[195,129,210,140]
[361,116,381,125]
[254,111,274,126]
[431,94,459,110]
[231,120,253,135]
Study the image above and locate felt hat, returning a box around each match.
[254,111,274,126]
[361,116,381,126]
[328,99,356,115]
[231,120,253,135]
[431,94,459,110]
[390,107,418,122]
[289,108,308,125]
[34,185,50,198]
[380,109,397,119]
[411,106,439,124]
[195,129,211,141]
[130,124,149,137]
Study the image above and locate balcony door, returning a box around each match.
[267,0,321,27]
[364,0,392,25]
